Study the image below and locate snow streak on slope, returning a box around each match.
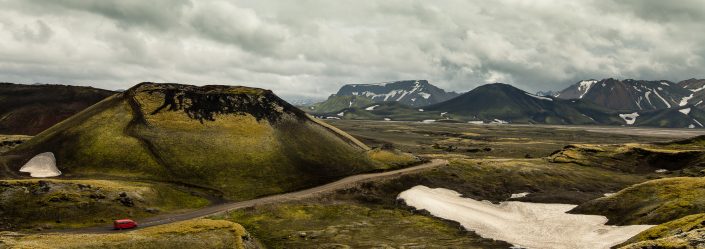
[398,186,652,249]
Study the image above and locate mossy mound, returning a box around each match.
[6,83,381,200]
[549,143,705,173]
[571,177,705,225]
[0,179,208,230]
[0,219,257,249]
[620,228,705,249]
[334,158,646,205]
[622,213,705,247]
[220,203,510,248]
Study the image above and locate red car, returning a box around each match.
[113,219,138,230]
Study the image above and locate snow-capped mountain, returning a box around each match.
[335,80,459,107]
[677,78,705,108]
[556,78,692,111]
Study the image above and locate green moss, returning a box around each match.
[335,158,647,206]
[623,213,705,245]
[571,177,705,225]
[0,219,255,249]
[620,228,705,249]
[367,148,420,169]
[0,180,209,230]
[219,203,510,248]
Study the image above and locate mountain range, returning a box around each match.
[310,78,705,128]
[307,80,458,113]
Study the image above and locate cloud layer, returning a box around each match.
[1,0,704,98]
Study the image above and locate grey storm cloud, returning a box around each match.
[0,0,704,98]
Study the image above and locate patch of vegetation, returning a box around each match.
[0,219,257,249]
[620,228,705,249]
[550,143,705,174]
[622,213,705,246]
[571,177,705,225]
[334,158,647,205]
[0,180,208,230]
[219,203,510,248]
[366,145,421,170]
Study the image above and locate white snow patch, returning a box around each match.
[693,118,704,127]
[655,169,668,173]
[418,109,424,112]
[491,119,509,124]
[510,192,529,199]
[689,124,696,129]
[679,108,691,115]
[680,94,694,106]
[577,80,597,99]
[468,121,484,124]
[697,100,704,106]
[337,111,345,117]
[440,112,448,116]
[19,152,61,178]
[325,117,340,120]
[365,105,379,111]
[526,92,553,101]
[422,119,436,123]
[619,112,639,125]
[603,193,615,197]
[398,186,652,249]
[419,92,431,99]
[348,101,353,107]
[691,85,705,92]
[384,118,391,121]
[661,82,670,86]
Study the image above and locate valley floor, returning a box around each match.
[4,120,705,248]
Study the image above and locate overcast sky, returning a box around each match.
[1,0,704,99]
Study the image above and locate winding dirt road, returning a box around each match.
[63,159,448,234]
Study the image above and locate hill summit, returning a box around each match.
[6,82,381,200]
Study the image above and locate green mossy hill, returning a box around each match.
[0,179,208,230]
[0,219,258,249]
[620,228,705,249]
[549,143,705,174]
[7,82,381,200]
[570,177,705,225]
[220,203,511,248]
[621,213,705,247]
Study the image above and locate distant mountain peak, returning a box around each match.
[308,80,458,113]
[556,78,690,111]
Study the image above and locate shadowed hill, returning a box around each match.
[5,82,381,200]
[0,83,116,135]
[424,83,623,125]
